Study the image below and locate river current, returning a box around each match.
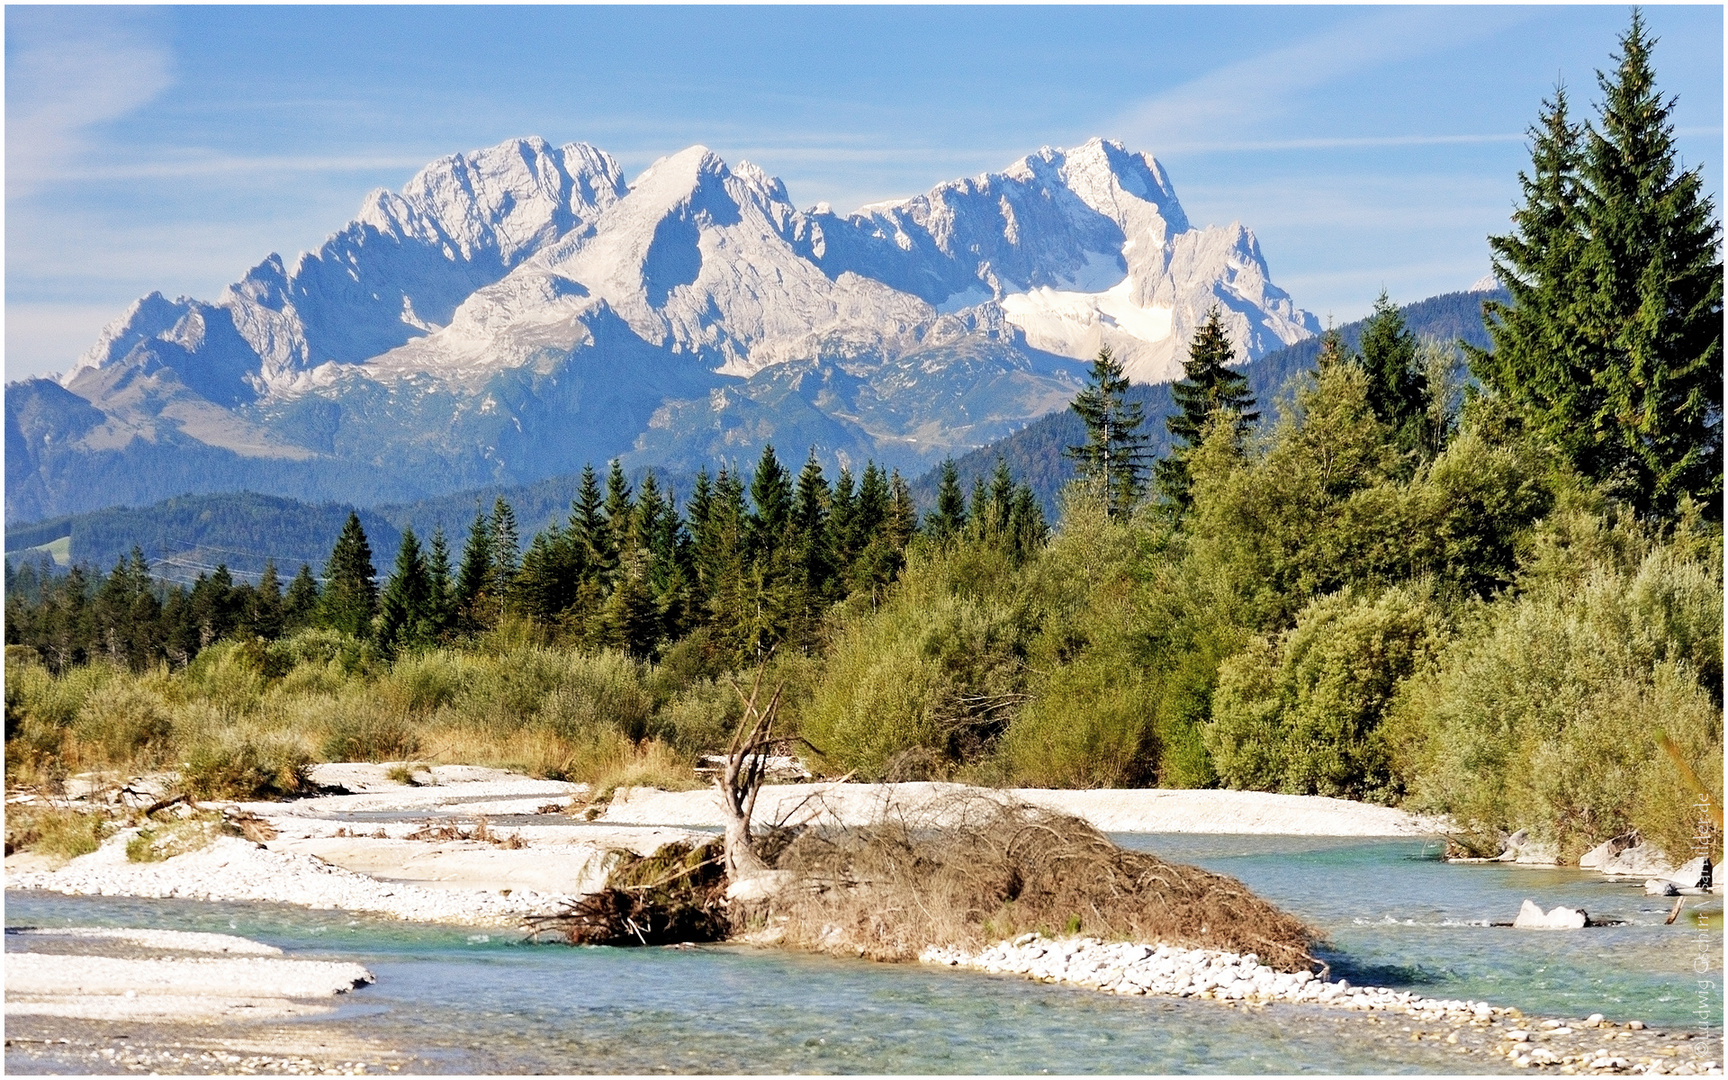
[6,834,1720,1073]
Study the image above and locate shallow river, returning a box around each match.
[7,834,1721,1073]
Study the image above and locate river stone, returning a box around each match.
[1500,830,1561,865]
[1591,832,1681,878]
[1513,899,1589,929]
[1663,856,1713,890]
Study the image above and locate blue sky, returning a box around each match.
[6,4,1722,380]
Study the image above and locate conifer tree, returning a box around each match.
[746,444,792,563]
[318,512,377,639]
[1575,11,1722,515]
[378,528,434,655]
[427,527,456,638]
[702,468,752,655]
[791,451,835,602]
[642,477,691,639]
[1066,345,1151,517]
[283,565,320,629]
[604,460,635,558]
[985,459,1017,539]
[684,469,716,613]
[1315,324,1352,371]
[488,498,520,616]
[927,460,968,542]
[854,463,888,547]
[887,470,918,551]
[828,467,857,573]
[572,464,616,586]
[1474,14,1722,517]
[1008,484,1048,564]
[1157,308,1258,508]
[1470,84,1588,454]
[1355,293,1430,459]
[247,559,284,641]
[455,511,493,632]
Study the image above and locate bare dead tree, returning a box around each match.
[717,666,820,880]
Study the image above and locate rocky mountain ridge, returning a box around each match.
[7,136,1317,522]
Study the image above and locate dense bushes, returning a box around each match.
[1206,586,1441,801]
[1389,527,1722,859]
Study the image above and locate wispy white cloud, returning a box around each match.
[1114,7,1532,154]
[5,9,174,198]
[47,153,434,183]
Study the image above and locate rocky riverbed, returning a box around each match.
[921,934,1723,1074]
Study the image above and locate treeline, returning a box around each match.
[5,449,1045,672]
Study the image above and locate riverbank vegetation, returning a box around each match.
[5,15,1720,865]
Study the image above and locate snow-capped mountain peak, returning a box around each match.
[16,136,1317,522]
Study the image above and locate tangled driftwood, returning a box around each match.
[530,671,1318,971]
[763,791,1322,971]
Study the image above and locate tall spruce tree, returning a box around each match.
[1156,307,1258,508]
[247,559,284,641]
[604,460,635,557]
[318,512,378,639]
[427,527,456,638]
[1474,14,1721,518]
[791,451,835,603]
[1315,324,1352,372]
[455,511,493,632]
[283,564,320,629]
[1066,345,1151,517]
[1575,11,1723,515]
[488,497,520,614]
[746,444,792,563]
[928,460,968,542]
[378,528,434,654]
[1356,293,1430,460]
[1470,85,1589,458]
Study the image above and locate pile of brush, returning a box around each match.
[763,791,1321,971]
[530,840,730,946]
[532,790,1319,972]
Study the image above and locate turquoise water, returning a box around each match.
[7,834,1720,1073]
[1115,835,1722,1030]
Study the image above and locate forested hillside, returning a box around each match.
[911,288,1506,516]
[4,288,1509,576]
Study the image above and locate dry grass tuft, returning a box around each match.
[763,792,1321,971]
[3,803,111,862]
[125,812,235,863]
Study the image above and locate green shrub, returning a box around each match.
[1392,541,1723,859]
[181,730,312,800]
[72,681,176,768]
[4,804,107,861]
[1206,586,1440,801]
[656,679,743,757]
[999,655,1156,788]
[320,710,421,763]
[379,650,472,715]
[125,814,231,862]
[180,640,267,713]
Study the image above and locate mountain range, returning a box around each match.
[6,136,1317,524]
[5,286,1505,584]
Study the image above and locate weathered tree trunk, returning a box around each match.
[716,674,784,882]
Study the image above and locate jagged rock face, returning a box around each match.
[8,137,1315,521]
